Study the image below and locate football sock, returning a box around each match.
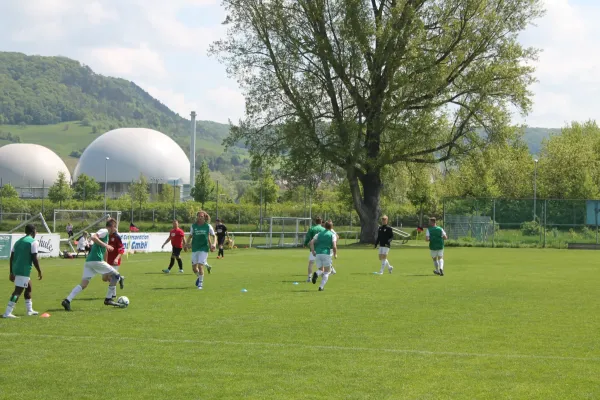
[67,285,83,302]
[439,259,444,271]
[385,259,391,269]
[25,299,33,312]
[319,272,330,289]
[433,260,439,270]
[198,275,204,286]
[4,295,18,316]
[196,270,201,277]
[177,258,183,269]
[316,270,323,277]
[380,260,386,273]
[106,285,117,299]
[169,258,175,269]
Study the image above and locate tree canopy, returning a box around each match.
[212,0,542,241]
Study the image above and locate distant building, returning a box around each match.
[73,128,190,199]
[0,143,71,198]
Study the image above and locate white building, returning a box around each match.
[0,143,71,198]
[73,128,190,199]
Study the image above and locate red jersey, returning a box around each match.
[169,228,185,249]
[107,232,125,266]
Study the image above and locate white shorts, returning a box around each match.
[430,250,444,258]
[378,247,390,255]
[316,254,332,269]
[14,275,30,288]
[191,251,208,265]
[308,251,316,262]
[82,261,119,280]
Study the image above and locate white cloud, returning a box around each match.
[519,0,600,127]
[84,1,119,25]
[87,44,167,80]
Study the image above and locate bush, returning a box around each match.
[520,220,541,236]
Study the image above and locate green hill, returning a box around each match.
[0,51,247,175]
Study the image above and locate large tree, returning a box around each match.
[72,173,101,201]
[212,0,541,242]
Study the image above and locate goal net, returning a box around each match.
[259,217,312,248]
[53,209,122,237]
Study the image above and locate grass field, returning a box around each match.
[0,246,599,399]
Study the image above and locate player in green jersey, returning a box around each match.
[185,211,216,290]
[304,217,325,282]
[2,224,42,318]
[61,218,124,311]
[309,221,338,291]
[426,217,448,276]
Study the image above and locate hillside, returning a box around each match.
[0,51,247,176]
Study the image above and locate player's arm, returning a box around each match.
[374,227,381,248]
[303,228,311,247]
[442,229,448,240]
[9,250,14,281]
[31,241,42,280]
[309,237,316,255]
[332,235,338,258]
[186,227,193,249]
[209,226,217,250]
[114,239,125,265]
[425,230,431,242]
[162,236,171,247]
[92,230,113,251]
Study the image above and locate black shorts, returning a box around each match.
[217,236,226,245]
[172,247,182,257]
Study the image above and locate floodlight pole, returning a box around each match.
[104,157,110,214]
[216,180,219,219]
[533,159,538,220]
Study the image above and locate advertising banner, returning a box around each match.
[0,235,12,260]
[8,233,61,258]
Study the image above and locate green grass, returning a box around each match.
[1,247,599,399]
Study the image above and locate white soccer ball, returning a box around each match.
[117,296,130,307]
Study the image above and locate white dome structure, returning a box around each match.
[73,128,190,198]
[0,144,71,195]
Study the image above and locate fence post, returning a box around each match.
[492,199,496,248]
[543,200,547,248]
[594,200,598,244]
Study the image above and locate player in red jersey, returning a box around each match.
[162,219,186,274]
[102,230,126,307]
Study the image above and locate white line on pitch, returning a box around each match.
[0,332,598,362]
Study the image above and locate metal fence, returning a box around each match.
[442,198,600,248]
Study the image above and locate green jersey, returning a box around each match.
[304,224,325,246]
[314,230,335,255]
[11,235,38,277]
[427,226,446,251]
[190,223,215,252]
[87,229,110,262]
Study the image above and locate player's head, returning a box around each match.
[315,217,322,225]
[173,219,179,229]
[324,221,332,230]
[197,211,210,224]
[216,218,221,224]
[25,224,36,238]
[429,217,436,226]
[381,215,388,225]
[106,218,117,233]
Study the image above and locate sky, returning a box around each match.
[0,0,598,128]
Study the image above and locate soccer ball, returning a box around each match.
[117,296,129,307]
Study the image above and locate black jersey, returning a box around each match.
[215,223,228,237]
[375,225,394,248]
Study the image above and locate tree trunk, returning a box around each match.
[348,169,382,243]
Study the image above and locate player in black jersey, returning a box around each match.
[215,219,229,259]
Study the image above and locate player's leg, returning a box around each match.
[307,251,316,282]
[438,252,444,276]
[197,252,208,289]
[163,254,176,273]
[432,253,440,275]
[62,266,93,311]
[329,250,336,275]
[23,280,37,316]
[3,282,26,318]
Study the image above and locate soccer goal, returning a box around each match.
[53,209,122,234]
[7,212,52,235]
[258,217,312,249]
